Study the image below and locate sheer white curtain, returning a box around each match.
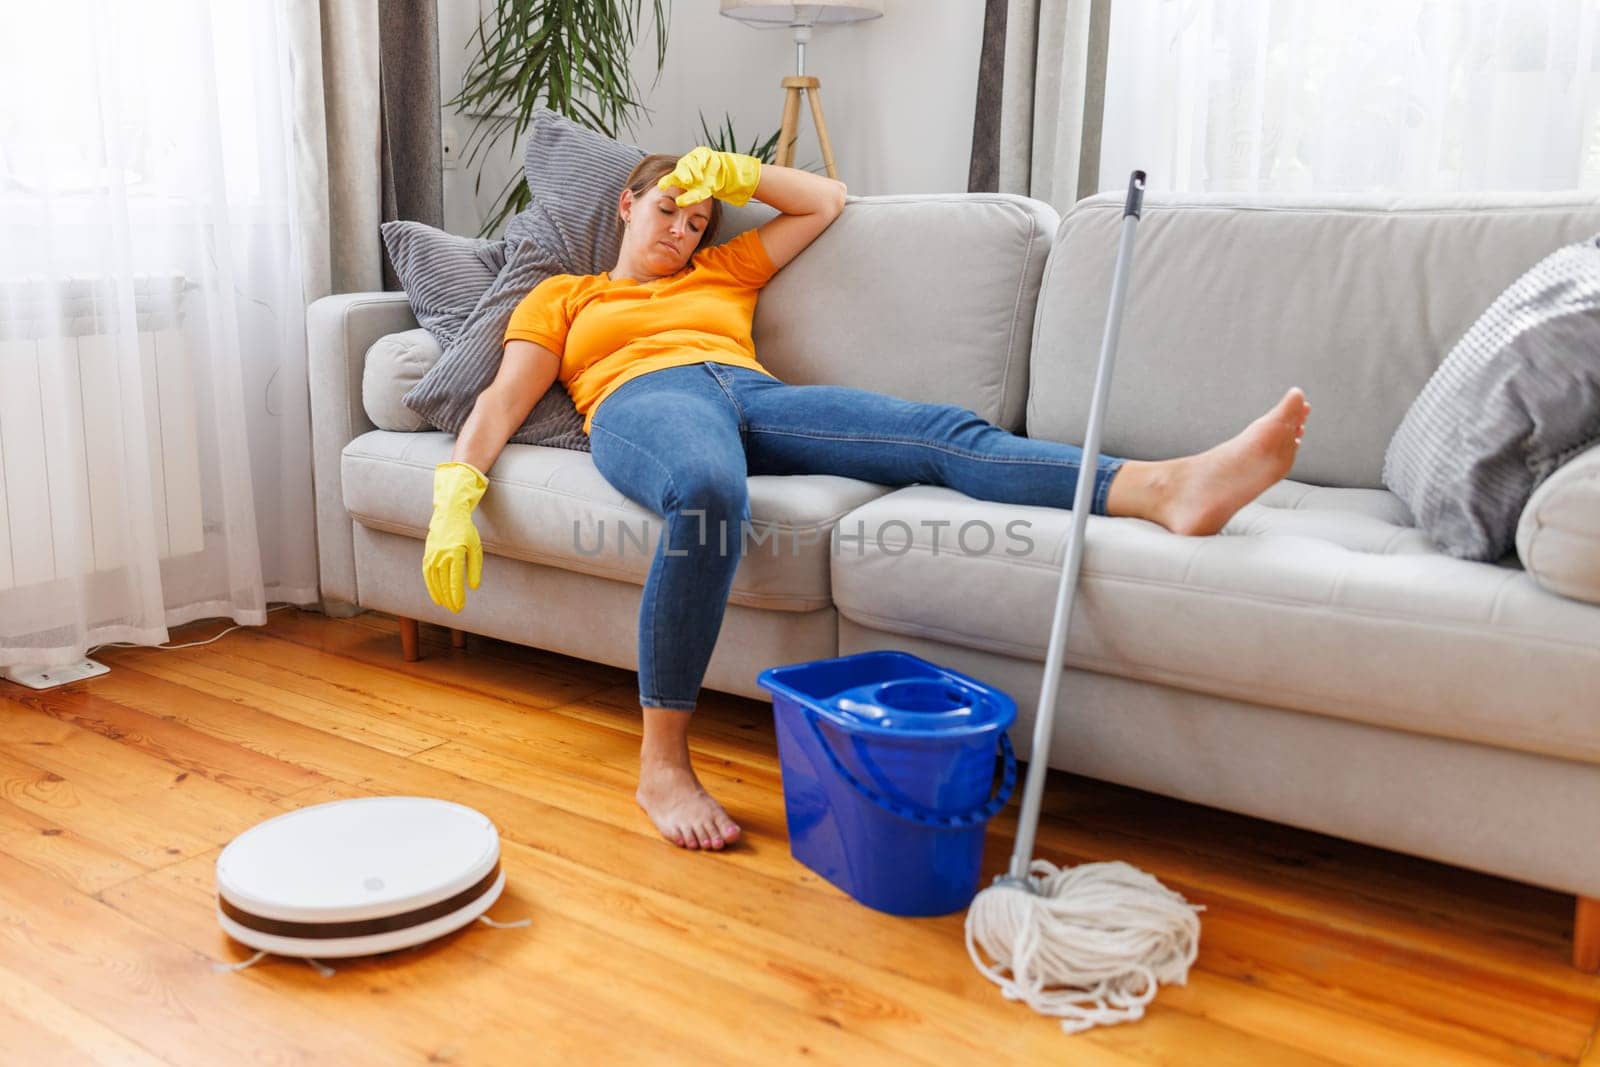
[1100,0,1600,194]
[0,1,318,669]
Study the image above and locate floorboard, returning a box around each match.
[0,608,1595,1065]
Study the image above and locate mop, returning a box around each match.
[965,172,1203,1034]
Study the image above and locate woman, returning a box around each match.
[424,148,1310,852]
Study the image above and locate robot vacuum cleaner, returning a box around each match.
[216,796,505,959]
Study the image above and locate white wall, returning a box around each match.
[439,1,984,237]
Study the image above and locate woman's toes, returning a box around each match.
[636,760,740,850]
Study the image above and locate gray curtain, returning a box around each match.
[287,0,383,300]
[969,0,1008,194]
[378,0,444,290]
[285,0,442,300]
[969,0,1112,211]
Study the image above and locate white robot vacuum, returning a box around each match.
[216,796,506,959]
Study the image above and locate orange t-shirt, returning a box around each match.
[503,229,781,432]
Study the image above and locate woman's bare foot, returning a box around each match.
[1108,388,1311,535]
[637,706,742,850]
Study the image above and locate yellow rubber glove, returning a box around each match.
[658,147,762,208]
[422,461,488,613]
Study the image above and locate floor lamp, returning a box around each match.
[719,1,884,180]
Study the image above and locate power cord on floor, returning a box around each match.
[87,603,300,656]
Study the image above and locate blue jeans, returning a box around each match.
[587,362,1125,710]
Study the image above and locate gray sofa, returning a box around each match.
[309,190,1600,966]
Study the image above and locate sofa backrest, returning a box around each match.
[1027,191,1600,488]
[751,194,1057,432]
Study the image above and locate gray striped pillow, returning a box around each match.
[1383,235,1600,560]
[401,110,650,452]
[379,221,506,345]
[518,108,641,279]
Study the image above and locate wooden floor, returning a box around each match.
[1,608,1598,1065]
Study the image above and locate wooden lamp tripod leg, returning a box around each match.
[777,81,803,168]
[778,75,839,177]
[804,84,838,180]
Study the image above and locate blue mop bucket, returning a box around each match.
[757,651,1018,916]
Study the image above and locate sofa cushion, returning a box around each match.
[363,328,440,431]
[829,481,1600,763]
[342,430,890,611]
[751,194,1056,431]
[1384,234,1600,560]
[1516,441,1600,605]
[1027,192,1600,489]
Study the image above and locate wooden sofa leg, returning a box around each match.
[450,628,467,650]
[1576,896,1600,971]
[399,617,420,662]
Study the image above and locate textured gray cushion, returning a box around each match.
[1384,235,1600,560]
[1028,192,1600,490]
[751,194,1052,431]
[378,221,506,344]
[363,328,441,431]
[400,109,651,453]
[1516,441,1600,604]
[407,231,588,451]
[520,111,643,278]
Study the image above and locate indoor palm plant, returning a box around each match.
[698,111,782,164]
[698,111,828,174]
[452,0,672,237]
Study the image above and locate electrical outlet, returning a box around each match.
[442,125,460,170]
[2,658,109,690]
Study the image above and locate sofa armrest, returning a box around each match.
[1516,441,1600,605]
[307,292,419,612]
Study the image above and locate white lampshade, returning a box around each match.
[720,1,884,27]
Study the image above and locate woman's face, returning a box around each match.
[621,185,713,276]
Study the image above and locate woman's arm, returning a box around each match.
[451,340,559,474]
[751,165,847,271]
[424,339,555,613]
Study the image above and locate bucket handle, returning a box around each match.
[804,710,1017,830]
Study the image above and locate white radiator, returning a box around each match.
[0,274,204,593]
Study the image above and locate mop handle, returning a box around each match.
[1007,171,1145,881]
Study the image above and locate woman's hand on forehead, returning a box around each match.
[656,186,709,219]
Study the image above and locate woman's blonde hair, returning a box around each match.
[617,153,722,255]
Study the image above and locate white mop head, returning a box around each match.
[965,859,1203,1034]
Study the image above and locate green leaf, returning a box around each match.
[695,109,782,165]
[456,0,673,237]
